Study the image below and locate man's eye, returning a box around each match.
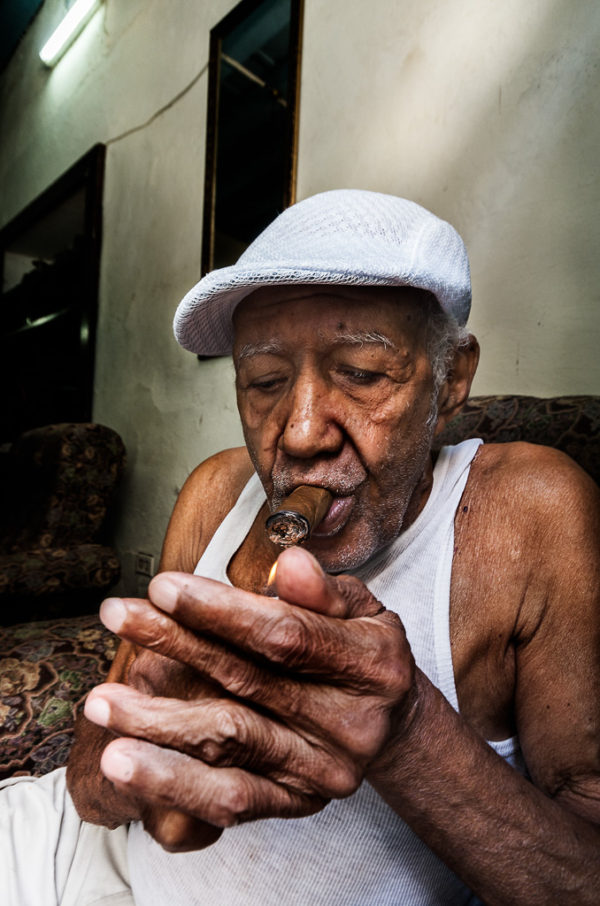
[338,367,381,385]
[249,376,285,392]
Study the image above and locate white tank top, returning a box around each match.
[128,439,520,905]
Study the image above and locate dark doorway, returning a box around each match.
[0,145,104,443]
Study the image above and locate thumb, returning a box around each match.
[274,547,383,619]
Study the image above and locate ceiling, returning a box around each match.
[0,0,45,72]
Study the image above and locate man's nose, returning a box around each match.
[279,374,343,459]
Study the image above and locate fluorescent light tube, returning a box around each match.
[40,0,102,67]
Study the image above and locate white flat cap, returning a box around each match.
[173,189,471,356]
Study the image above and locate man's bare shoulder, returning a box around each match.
[469,440,599,517]
[454,439,598,635]
[464,439,599,583]
[452,440,600,761]
[461,439,599,631]
[160,446,255,572]
[186,446,255,498]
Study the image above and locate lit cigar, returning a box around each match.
[266,485,333,547]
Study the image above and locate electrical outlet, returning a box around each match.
[134,552,155,577]
[136,573,151,598]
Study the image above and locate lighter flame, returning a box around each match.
[268,561,278,586]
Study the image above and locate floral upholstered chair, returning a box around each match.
[435,395,600,486]
[0,422,125,779]
[0,422,126,622]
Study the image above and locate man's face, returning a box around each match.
[233,285,438,572]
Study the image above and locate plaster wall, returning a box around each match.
[0,0,598,593]
[0,0,244,593]
[298,0,600,397]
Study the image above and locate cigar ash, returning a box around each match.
[266,486,333,548]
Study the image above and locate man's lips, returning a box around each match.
[311,495,355,537]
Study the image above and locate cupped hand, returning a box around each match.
[85,547,417,848]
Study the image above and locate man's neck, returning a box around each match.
[399,452,436,534]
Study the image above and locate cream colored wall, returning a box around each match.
[0,0,244,593]
[1,0,598,592]
[298,0,600,396]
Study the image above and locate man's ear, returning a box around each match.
[433,335,480,438]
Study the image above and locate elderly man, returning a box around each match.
[3,190,599,905]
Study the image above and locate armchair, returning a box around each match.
[0,422,126,623]
[435,395,600,485]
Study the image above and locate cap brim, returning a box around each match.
[174,262,465,357]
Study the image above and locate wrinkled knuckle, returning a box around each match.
[374,629,413,695]
[142,622,175,654]
[225,665,263,700]
[346,719,386,762]
[378,610,404,632]
[123,609,173,654]
[195,739,217,764]
[214,705,242,743]
[384,650,413,699]
[319,760,362,799]
[216,776,254,826]
[198,707,245,765]
[267,615,313,667]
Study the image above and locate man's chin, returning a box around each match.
[307,535,380,575]
[308,509,407,574]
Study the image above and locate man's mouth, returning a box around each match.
[269,482,358,542]
[270,464,366,542]
[311,494,355,537]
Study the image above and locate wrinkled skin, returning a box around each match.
[85,548,416,848]
[233,287,443,572]
[67,286,600,904]
[78,286,458,849]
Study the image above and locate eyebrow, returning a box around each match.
[236,330,397,361]
[236,341,284,360]
[331,330,397,350]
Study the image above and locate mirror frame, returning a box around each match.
[201,0,304,276]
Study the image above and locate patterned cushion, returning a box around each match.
[0,613,118,779]
[0,544,121,602]
[436,395,600,485]
[0,422,126,552]
[0,423,126,617]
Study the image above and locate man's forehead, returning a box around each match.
[236,330,398,361]
[232,284,431,345]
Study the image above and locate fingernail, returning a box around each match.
[150,575,179,612]
[100,597,127,633]
[103,748,134,782]
[84,693,110,727]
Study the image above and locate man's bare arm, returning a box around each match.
[372,448,600,903]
